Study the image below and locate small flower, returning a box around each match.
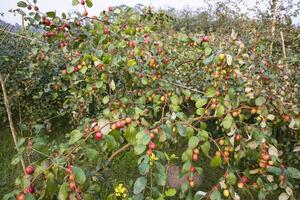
[114,183,127,199]
[150,153,158,165]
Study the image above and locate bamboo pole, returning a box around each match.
[270,0,278,54]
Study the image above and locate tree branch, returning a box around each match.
[107,143,131,164]
[0,73,26,174]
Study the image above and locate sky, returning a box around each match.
[0,0,299,25]
[0,0,252,25]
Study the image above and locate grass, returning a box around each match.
[0,128,22,196]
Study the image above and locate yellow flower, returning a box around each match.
[114,183,127,199]
[149,153,159,165]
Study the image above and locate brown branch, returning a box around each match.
[107,143,131,164]
[0,73,26,174]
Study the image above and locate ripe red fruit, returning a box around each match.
[34,6,39,11]
[108,6,113,11]
[148,141,156,150]
[280,163,286,169]
[73,66,79,72]
[103,27,110,35]
[16,193,25,200]
[42,18,51,26]
[152,128,159,134]
[190,166,196,173]
[95,131,103,141]
[25,186,35,194]
[45,31,57,37]
[83,10,88,17]
[27,5,32,10]
[25,166,34,175]
[111,123,117,130]
[192,153,198,161]
[262,153,270,161]
[188,176,194,181]
[149,133,155,140]
[80,0,85,5]
[61,69,67,76]
[116,121,125,129]
[201,36,209,42]
[146,149,152,156]
[279,174,285,181]
[189,180,195,188]
[237,181,244,188]
[128,41,135,48]
[235,134,241,141]
[241,176,248,183]
[66,165,72,174]
[69,174,75,181]
[193,149,200,155]
[125,117,132,124]
[69,181,76,190]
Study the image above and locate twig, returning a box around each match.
[0,73,26,174]
[107,143,131,164]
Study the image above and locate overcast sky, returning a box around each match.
[0,0,299,25]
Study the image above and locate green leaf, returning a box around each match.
[133,176,147,194]
[210,155,222,168]
[17,137,26,148]
[205,87,216,97]
[210,190,221,200]
[195,98,207,108]
[125,125,137,144]
[226,172,237,185]
[287,167,300,179]
[267,167,282,176]
[127,59,137,67]
[86,0,93,7]
[138,163,149,175]
[182,161,191,173]
[196,108,205,116]
[72,0,79,6]
[46,11,56,18]
[215,104,224,117]
[221,114,233,129]
[188,136,199,149]
[198,130,209,141]
[69,129,83,145]
[17,1,27,7]
[136,130,151,145]
[165,188,177,197]
[45,173,57,195]
[102,95,110,104]
[86,148,99,161]
[134,144,146,155]
[255,96,266,106]
[104,135,117,150]
[204,47,212,56]
[25,193,35,200]
[176,123,186,137]
[72,166,86,184]
[58,183,68,200]
[200,141,210,156]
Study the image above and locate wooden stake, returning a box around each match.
[280,31,287,59]
[0,73,26,174]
